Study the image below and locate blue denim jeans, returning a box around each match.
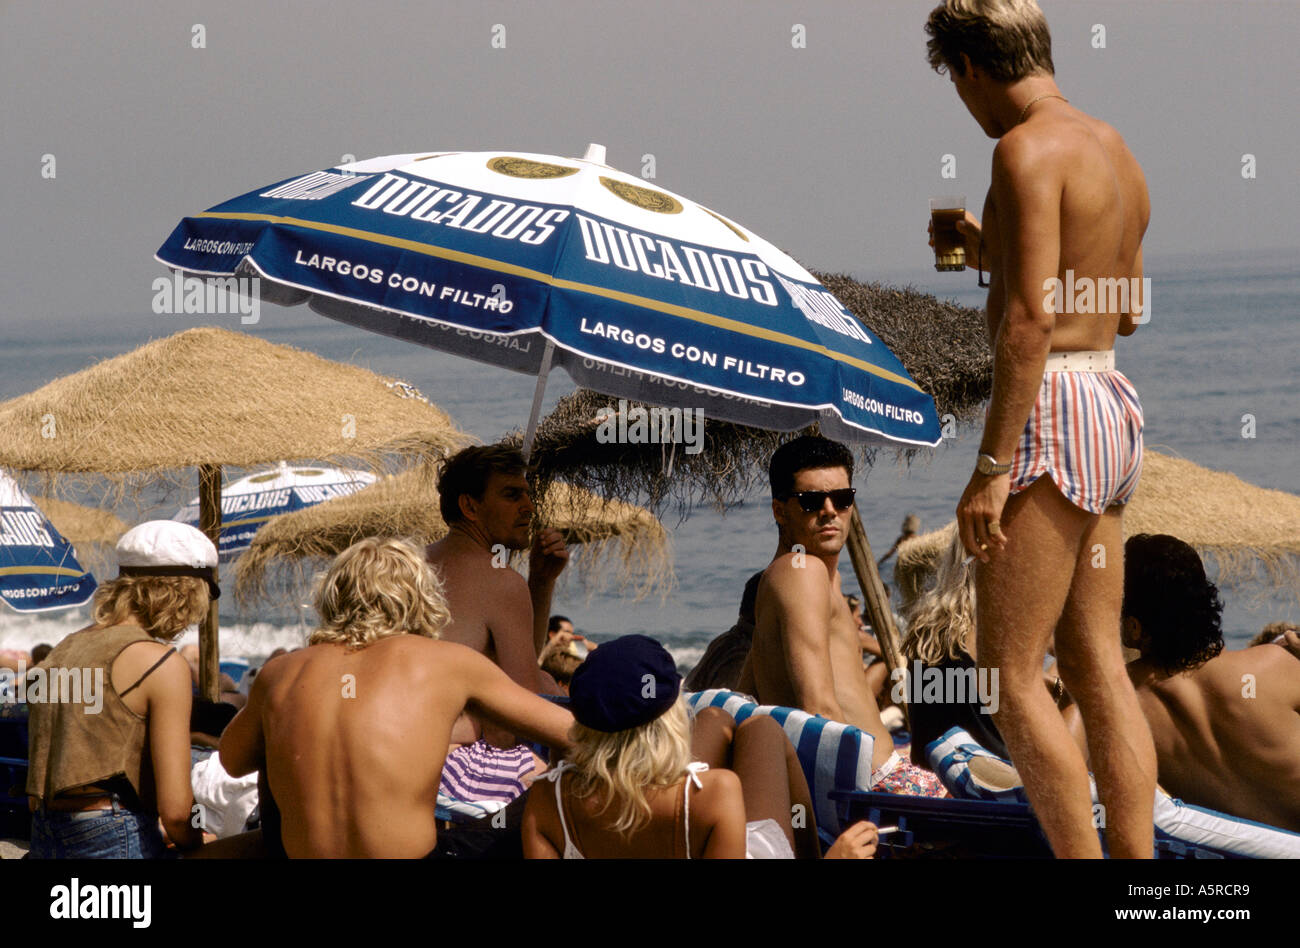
[29,794,169,859]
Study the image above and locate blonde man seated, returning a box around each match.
[220,538,573,858]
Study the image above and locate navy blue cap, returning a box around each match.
[568,634,682,733]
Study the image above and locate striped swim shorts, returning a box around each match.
[439,739,537,805]
[1009,365,1144,514]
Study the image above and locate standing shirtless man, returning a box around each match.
[219,538,573,857]
[926,0,1155,856]
[738,436,945,795]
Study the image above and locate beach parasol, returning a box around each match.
[0,327,467,697]
[155,145,943,455]
[173,461,377,559]
[894,451,1300,610]
[230,468,671,605]
[0,470,96,613]
[519,275,991,510]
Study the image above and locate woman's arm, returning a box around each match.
[145,651,204,850]
[696,770,748,859]
[218,669,268,778]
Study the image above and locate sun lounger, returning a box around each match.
[684,688,876,841]
[929,726,1300,859]
[829,788,1053,858]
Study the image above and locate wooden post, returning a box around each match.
[198,463,222,704]
[845,507,909,730]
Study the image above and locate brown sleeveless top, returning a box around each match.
[25,624,163,804]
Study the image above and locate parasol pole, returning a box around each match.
[521,339,556,462]
[197,463,222,703]
[522,143,606,463]
[845,507,909,729]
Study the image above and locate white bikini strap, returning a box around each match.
[549,761,576,853]
[682,762,709,858]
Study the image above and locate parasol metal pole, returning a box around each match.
[846,507,909,730]
[521,339,556,463]
[198,463,222,704]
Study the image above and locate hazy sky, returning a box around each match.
[2,0,1296,326]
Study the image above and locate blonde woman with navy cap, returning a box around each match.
[26,521,218,857]
[522,634,878,859]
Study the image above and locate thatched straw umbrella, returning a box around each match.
[0,327,468,698]
[894,451,1300,610]
[514,275,988,720]
[29,495,130,578]
[32,496,129,548]
[230,466,671,604]
[523,275,990,512]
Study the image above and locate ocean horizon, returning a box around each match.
[2,248,1297,666]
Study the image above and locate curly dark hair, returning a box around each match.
[769,435,854,499]
[1123,534,1224,675]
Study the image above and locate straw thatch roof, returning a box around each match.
[230,466,672,604]
[34,496,128,547]
[893,452,1300,607]
[522,275,989,513]
[894,522,960,611]
[0,327,468,494]
[812,272,991,426]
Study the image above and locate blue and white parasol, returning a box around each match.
[0,470,96,613]
[173,461,377,559]
[157,145,941,452]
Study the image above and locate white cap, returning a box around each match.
[116,521,220,598]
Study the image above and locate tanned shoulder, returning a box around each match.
[692,768,744,820]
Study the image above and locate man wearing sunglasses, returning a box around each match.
[737,436,947,796]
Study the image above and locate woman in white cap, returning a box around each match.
[26,521,219,857]
[522,634,878,859]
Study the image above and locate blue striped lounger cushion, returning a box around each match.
[435,793,506,823]
[927,726,1300,858]
[684,688,876,836]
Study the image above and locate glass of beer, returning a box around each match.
[930,196,966,272]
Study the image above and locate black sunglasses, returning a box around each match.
[780,488,857,512]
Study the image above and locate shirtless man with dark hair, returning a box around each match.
[926,0,1155,856]
[1066,535,1300,832]
[738,436,945,796]
[427,445,568,750]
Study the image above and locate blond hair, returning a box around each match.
[92,575,209,641]
[309,537,450,648]
[902,531,976,665]
[565,698,693,836]
[925,0,1054,81]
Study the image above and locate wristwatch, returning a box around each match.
[975,453,1012,476]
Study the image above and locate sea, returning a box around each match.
[2,249,1297,669]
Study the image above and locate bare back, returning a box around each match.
[1134,646,1300,831]
[740,555,894,770]
[253,637,464,857]
[983,105,1150,350]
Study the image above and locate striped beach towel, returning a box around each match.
[927,726,1300,858]
[685,689,875,836]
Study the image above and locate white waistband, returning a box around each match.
[1044,350,1114,373]
[870,750,903,787]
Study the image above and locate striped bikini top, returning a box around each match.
[545,760,710,859]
